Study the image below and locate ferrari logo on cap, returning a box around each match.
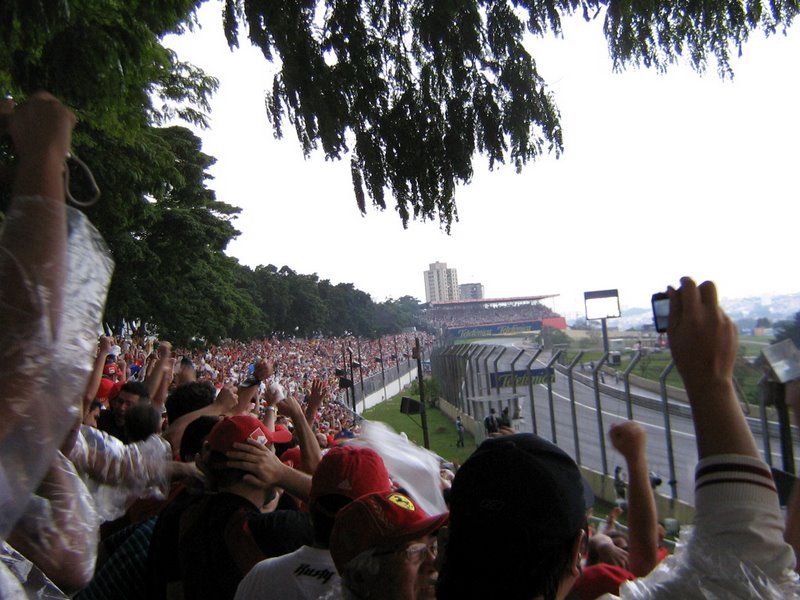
[387,493,415,511]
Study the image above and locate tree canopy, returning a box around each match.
[221,0,798,230]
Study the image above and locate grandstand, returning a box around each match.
[419,295,567,340]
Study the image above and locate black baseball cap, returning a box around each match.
[449,433,588,541]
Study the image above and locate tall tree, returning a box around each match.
[98,126,262,344]
[220,0,798,230]
[284,271,328,337]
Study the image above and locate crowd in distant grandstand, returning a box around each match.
[420,301,559,329]
[91,332,432,446]
[122,333,434,395]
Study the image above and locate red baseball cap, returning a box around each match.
[309,446,391,509]
[206,415,293,457]
[329,491,449,573]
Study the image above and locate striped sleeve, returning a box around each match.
[695,455,776,494]
[693,454,796,585]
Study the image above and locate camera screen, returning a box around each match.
[652,295,669,333]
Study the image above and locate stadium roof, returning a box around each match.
[429,294,558,307]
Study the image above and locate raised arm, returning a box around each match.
[234,359,274,415]
[666,277,796,587]
[151,357,176,412]
[1,92,74,337]
[82,336,114,414]
[0,93,78,537]
[278,392,322,474]
[609,421,658,577]
[667,277,758,459]
[304,378,327,426]
[146,341,172,400]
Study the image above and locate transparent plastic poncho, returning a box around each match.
[70,425,172,522]
[3,450,98,597]
[0,200,114,539]
[0,541,69,599]
[611,526,800,599]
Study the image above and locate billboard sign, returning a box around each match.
[489,367,555,387]
[447,320,543,339]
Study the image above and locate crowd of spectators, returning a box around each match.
[420,301,559,329]
[109,333,433,394]
[3,92,800,600]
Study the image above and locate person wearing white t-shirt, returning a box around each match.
[235,544,338,600]
[235,445,392,600]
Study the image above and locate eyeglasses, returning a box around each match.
[377,541,438,564]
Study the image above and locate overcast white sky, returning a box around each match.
[165,2,800,320]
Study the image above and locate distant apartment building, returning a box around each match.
[459,283,485,300]
[424,262,459,303]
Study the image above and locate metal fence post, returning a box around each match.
[525,349,542,435]
[474,346,488,396]
[769,380,796,474]
[465,345,479,406]
[758,375,772,467]
[493,348,508,396]
[545,350,563,443]
[658,361,678,501]
[456,346,471,412]
[466,345,483,418]
[622,351,642,421]
[483,347,496,398]
[510,348,526,395]
[591,353,610,475]
[565,351,585,466]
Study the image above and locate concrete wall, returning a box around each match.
[438,398,485,444]
[579,465,695,524]
[358,367,419,412]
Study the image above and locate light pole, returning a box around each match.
[414,337,430,449]
[356,338,365,412]
[378,338,387,401]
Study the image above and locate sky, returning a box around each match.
[164,2,800,320]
